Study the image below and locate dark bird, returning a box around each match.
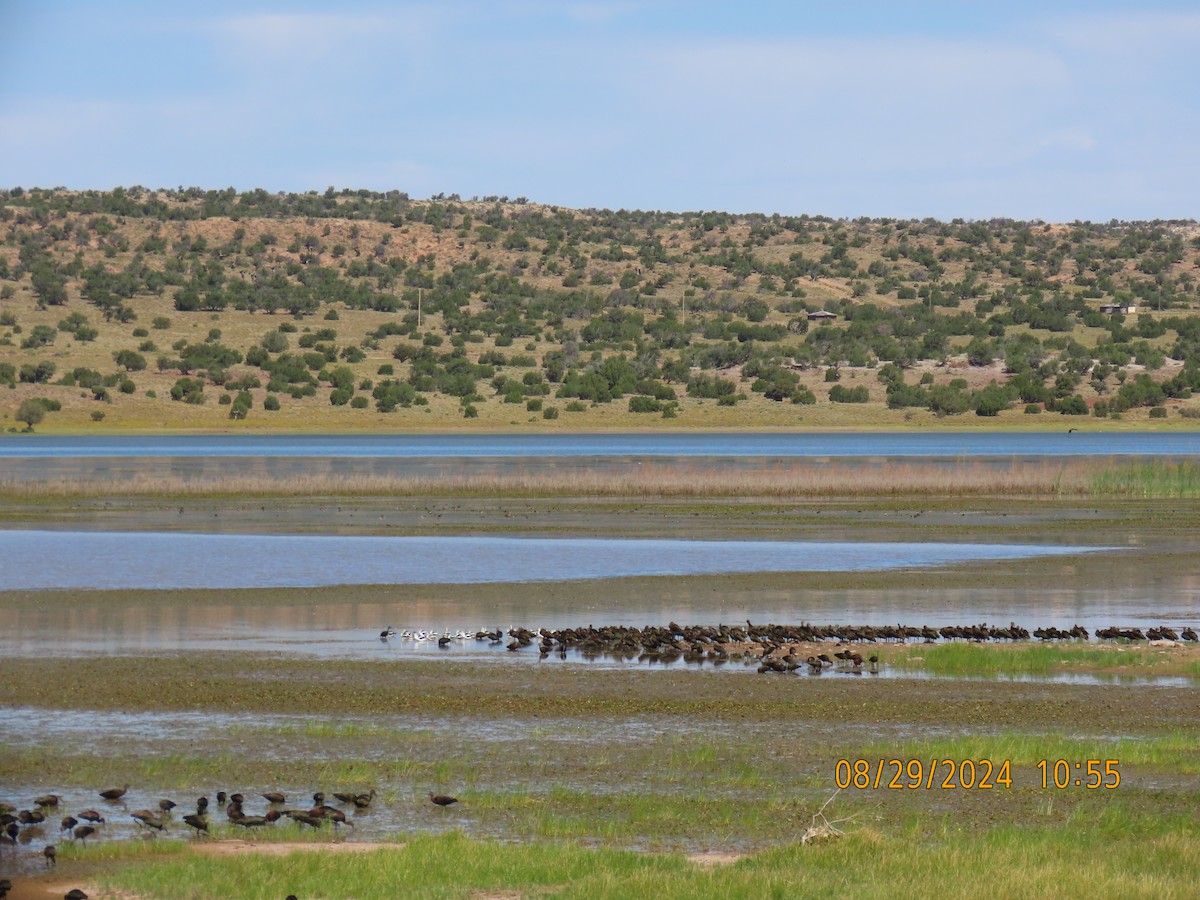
[216,791,227,805]
[182,814,208,836]
[99,784,129,801]
[262,792,287,805]
[352,790,376,809]
[4,822,17,844]
[196,797,209,815]
[65,891,89,900]
[428,792,458,807]
[380,626,395,640]
[286,811,324,829]
[35,795,61,809]
[158,799,176,814]
[232,814,272,828]
[43,844,57,867]
[311,806,351,827]
[131,810,165,831]
[77,809,105,824]
[61,816,78,834]
[72,825,96,844]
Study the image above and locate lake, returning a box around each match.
[0,530,1099,591]
[1,430,1198,459]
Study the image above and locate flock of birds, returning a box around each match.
[378,619,1199,672]
[0,783,459,895]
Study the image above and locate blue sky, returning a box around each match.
[1,1,1197,220]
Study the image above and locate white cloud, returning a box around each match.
[1039,127,1096,153]
[1042,11,1200,51]
[563,2,639,25]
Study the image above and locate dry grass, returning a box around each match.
[0,457,1146,499]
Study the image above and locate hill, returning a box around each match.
[2,186,1199,432]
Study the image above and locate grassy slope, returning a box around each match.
[1,191,1198,432]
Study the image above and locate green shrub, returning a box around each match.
[170,377,205,404]
[829,384,869,403]
[629,395,662,413]
[1149,406,1168,418]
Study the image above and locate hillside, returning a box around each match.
[2,186,1199,432]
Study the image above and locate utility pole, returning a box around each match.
[418,288,423,329]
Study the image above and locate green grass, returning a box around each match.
[866,731,1200,774]
[891,642,1169,677]
[1090,461,1200,498]
[95,806,1200,899]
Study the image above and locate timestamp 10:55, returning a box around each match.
[1038,759,1120,789]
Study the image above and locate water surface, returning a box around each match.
[0,530,1099,590]
[2,431,1198,459]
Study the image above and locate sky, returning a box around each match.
[1,1,1198,221]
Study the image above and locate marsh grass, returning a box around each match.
[470,789,810,845]
[254,720,406,739]
[892,642,1174,677]
[870,731,1200,773]
[1089,461,1200,498]
[96,806,1200,900]
[0,458,1147,500]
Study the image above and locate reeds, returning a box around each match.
[1088,460,1200,498]
[0,458,1164,500]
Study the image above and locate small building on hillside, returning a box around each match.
[807,310,838,323]
[1099,301,1137,316]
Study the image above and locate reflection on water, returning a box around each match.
[0,530,1099,590]
[3,578,1196,662]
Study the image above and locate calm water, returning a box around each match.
[1,431,1198,459]
[0,530,1099,590]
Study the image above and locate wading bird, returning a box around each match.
[98,784,129,802]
